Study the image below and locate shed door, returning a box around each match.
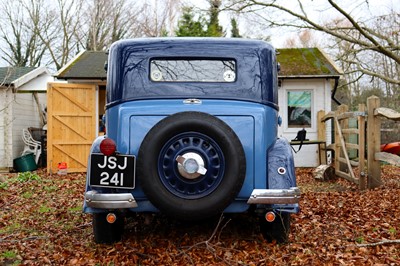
[47,83,97,173]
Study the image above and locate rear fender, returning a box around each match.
[84,135,110,213]
[89,136,106,155]
[85,136,106,189]
[263,138,299,213]
[267,138,296,189]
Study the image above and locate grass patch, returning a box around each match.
[355,235,365,244]
[21,191,34,199]
[68,206,82,212]
[0,250,21,266]
[39,205,52,213]
[0,182,8,189]
[1,250,17,259]
[43,185,58,192]
[17,172,41,182]
[0,176,19,190]
[0,223,22,234]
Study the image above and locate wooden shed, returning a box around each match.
[277,48,343,166]
[49,51,107,173]
[50,47,342,172]
[0,66,52,171]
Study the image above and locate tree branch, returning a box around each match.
[226,0,400,90]
[357,239,400,247]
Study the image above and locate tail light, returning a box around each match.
[100,138,116,156]
[106,213,117,224]
[265,211,276,222]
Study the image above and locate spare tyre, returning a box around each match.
[137,111,246,220]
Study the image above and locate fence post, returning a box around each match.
[367,96,382,189]
[317,110,326,141]
[358,104,366,190]
[334,108,340,174]
[317,110,327,164]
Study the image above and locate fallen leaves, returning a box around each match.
[0,166,400,265]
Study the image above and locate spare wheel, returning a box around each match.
[137,111,246,220]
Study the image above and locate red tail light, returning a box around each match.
[100,138,116,156]
[265,211,276,222]
[106,213,117,224]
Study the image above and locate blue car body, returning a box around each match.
[83,38,300,243]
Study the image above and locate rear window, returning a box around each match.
[150,59,236,82]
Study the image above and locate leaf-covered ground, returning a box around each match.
[1,166,399,265]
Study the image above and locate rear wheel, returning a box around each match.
[259,212,291,243]
[92,213,124,244]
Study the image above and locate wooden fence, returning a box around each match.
[318,96,400,190]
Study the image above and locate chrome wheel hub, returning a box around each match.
[176,152,207,179]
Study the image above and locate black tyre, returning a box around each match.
[92,213,124,244]
[137,111,246,220]
[259,212,291,243]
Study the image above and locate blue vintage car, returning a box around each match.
[84,38,300,244]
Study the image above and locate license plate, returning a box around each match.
[90,153,136,189]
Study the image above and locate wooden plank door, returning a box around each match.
[47,83,97,173]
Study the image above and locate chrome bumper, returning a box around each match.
[85,191,138,209]
[247,187,301,204]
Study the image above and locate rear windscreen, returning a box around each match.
[150,59,236,82]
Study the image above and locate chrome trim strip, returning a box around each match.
[247,187,301,204]
[85,191,138,209]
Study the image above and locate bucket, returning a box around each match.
[14,153,37,172]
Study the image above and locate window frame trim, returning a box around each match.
[149,58,237,83]
[284,88,316,133]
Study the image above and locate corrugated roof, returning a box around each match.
[56,51,107,80]
[55,47,342,80]
[276,47,342,77]
[0,67,37,85]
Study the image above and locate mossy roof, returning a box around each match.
[0,67,37,85]
[276,47,342,77]
[56,51,107,80]
[55,47,342,80]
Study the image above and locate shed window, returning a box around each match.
[287,90,312,128]
[150,59,236,82]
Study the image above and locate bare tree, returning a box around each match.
[80,0,181,49]
[0,0,183,70]
[0,0,46,67]
[283,29,320,48]
[79,0,144,51]
[226,0,400,89]
[138,0,181,37]
[324,9,400,109]
[16,0,84,70]
[46,0,83,70]
[0,0,84,70]
[366,11,399,108]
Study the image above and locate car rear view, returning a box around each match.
[83,38,300,244]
